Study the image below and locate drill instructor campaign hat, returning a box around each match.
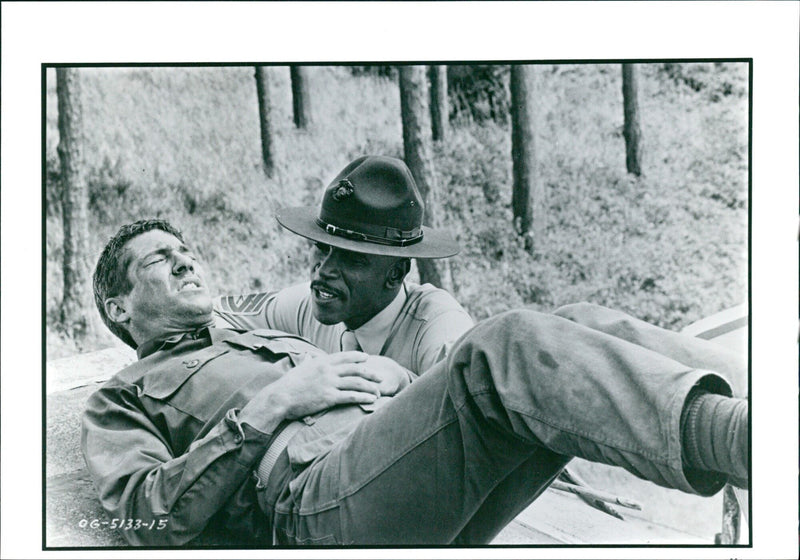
[276,155,460,258]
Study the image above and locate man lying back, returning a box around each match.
[82,219,748,546]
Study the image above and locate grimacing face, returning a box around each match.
[110,230,214,343]
[309,242,402,330]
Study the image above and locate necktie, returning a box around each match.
[340,329,361,352]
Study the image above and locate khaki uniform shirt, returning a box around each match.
[81,328,374,546]
[214,282,474,375]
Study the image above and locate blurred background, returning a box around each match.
[45,62,749,362]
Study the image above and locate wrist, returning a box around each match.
[399,366,415,389]
[239,387,287,435]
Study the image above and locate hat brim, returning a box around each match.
[276,206,460,259]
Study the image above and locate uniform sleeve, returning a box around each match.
[81,381,273,546]
[213,283,312,336]
[413,307,475,375]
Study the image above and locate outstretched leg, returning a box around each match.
[554,302,747,395]
[263,309,745,544]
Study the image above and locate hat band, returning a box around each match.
[315,218,424,247]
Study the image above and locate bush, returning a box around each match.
[87,157,132,221]
[658,62,747,102]
[351,64,512,126]
[448,65,510,125]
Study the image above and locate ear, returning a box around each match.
[385,258,411,289]
[104,297,130,326]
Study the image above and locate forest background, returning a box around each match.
[45,62,748,361]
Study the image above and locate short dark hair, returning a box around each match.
[93,219,184,348]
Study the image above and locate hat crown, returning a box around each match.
[274,155,459,258]
[318,156,425,238]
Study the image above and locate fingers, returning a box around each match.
[336,374,381,397]
[333,390,380,405]
[330,361,383,383]
[326,351,369,364]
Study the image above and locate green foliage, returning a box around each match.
[45,63,748,358]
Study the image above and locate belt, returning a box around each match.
[254,419,305,488]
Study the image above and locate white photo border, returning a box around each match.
[2,2,797,559]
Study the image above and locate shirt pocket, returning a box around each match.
[140,345,230,399]
[222,330,322,366]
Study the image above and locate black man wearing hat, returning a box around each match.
[214,155,474,377]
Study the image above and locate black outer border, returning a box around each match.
[41,58,754,551]
[42,62,49,552]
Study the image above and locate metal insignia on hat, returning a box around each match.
[332,179,354,201]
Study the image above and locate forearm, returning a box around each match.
[133,420,269,545]
[238,384,289,433]
[83,404,272,546]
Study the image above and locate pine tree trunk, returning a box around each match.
[398,65,451,290]
[56,68,93,344]
[290,66,312,129]
[254,67,275,176]
[510,64,543,252]
[428,65,448,141]
[622,63,643,176]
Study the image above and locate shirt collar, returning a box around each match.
[136,327,215,359]
[351,285,407,356]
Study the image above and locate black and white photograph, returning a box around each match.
[43,60,752,548]
[2,2,798,559]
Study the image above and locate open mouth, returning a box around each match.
[312,284,342,302]
[178,281,203,292]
